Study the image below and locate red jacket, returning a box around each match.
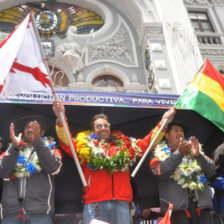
[56,122,165,204]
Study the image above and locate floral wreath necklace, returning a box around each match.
[75,130,142,174]
[13,136,56,178]
[154,141,208,194]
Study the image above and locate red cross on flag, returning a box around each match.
[0,13,52,98]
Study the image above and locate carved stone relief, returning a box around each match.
[166,22,199,57]
[184,0,224,4]
[136,0,158,21]
[200,48,224,55]
[209,0,224,3]
[88,25,135,66]
[55,26,84,74]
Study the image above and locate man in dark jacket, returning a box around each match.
[150,121,215,224]
[0,116,62,224]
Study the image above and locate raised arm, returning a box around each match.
[136,108,176,153]
[53,100,77,158]
[53,100,66,124]
[0,123,23,178]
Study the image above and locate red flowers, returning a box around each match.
[111,131,124,140]
[111,131,135,158]
[93,140,100,146]
[20,141,25,147]
[10,175,16,181]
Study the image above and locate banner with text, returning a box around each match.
[0,90,179,108]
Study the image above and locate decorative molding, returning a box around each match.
[165,22,199,58]
[200,48,224,55]
[146,26,163,36]
[136,0,158,21]
[209,0,224,4]
[184,0,224,5]
[184,0,208,5]
[77,72,85,82]
[87,16,138,67]
[88,25,132,63]
[131,73,138,83]
[158,79,171,89]
[151,43,162,52]
[140,24,163,49]
[154,60,166,69]
[86,65,131,84]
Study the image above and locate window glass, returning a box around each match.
[189,11,214,32]
[92,75,124,91]
[189,13,197,19]
[192,22,200,31]
[197,13,207,20]
[95,79,107,87]
[202,22,212,31]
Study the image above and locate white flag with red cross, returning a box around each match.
[0,13,52,98]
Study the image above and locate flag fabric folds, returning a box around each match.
[175,58,224,132]
[159,202,173,224]
[0,13,51,98]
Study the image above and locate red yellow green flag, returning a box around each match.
[175,58,224,132]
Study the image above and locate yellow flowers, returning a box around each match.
[76,131,91,165]
[77,139,88,148]
[77,131,89,141]
[75,130,141,173]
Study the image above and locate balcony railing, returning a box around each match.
[196,32,222,45]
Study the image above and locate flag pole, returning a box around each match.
[30,13,87,186]
[131,118,168,178]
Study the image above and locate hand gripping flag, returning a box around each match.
[0,13,87,187]
[175,58,224,132]
[159,202,173,224]
[0,13,51,98]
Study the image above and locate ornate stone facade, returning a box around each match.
[184,0,224,4]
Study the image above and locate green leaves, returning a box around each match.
[87,151,130,174]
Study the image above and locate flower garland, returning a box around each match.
[75,130,142,174]
[154,141,207,193]
[13,136,56,178]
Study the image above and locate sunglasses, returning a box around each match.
[95,123,111,129]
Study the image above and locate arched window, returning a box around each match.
[219,69,224,76]
[50,66,69,88]
[217,65,224,76]
[92,75,124,92]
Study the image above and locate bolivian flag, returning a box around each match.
[175,58,224,132]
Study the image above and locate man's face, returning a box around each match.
[165,125,185,149]
[23,121,42,143]
[93,118,111,141]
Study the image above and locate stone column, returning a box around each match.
[154,0,203,94]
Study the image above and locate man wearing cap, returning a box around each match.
[52,100,175,224]
[0,116,62,224]
[150,121,215,224]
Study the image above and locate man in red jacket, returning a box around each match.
[53,100,175,224]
